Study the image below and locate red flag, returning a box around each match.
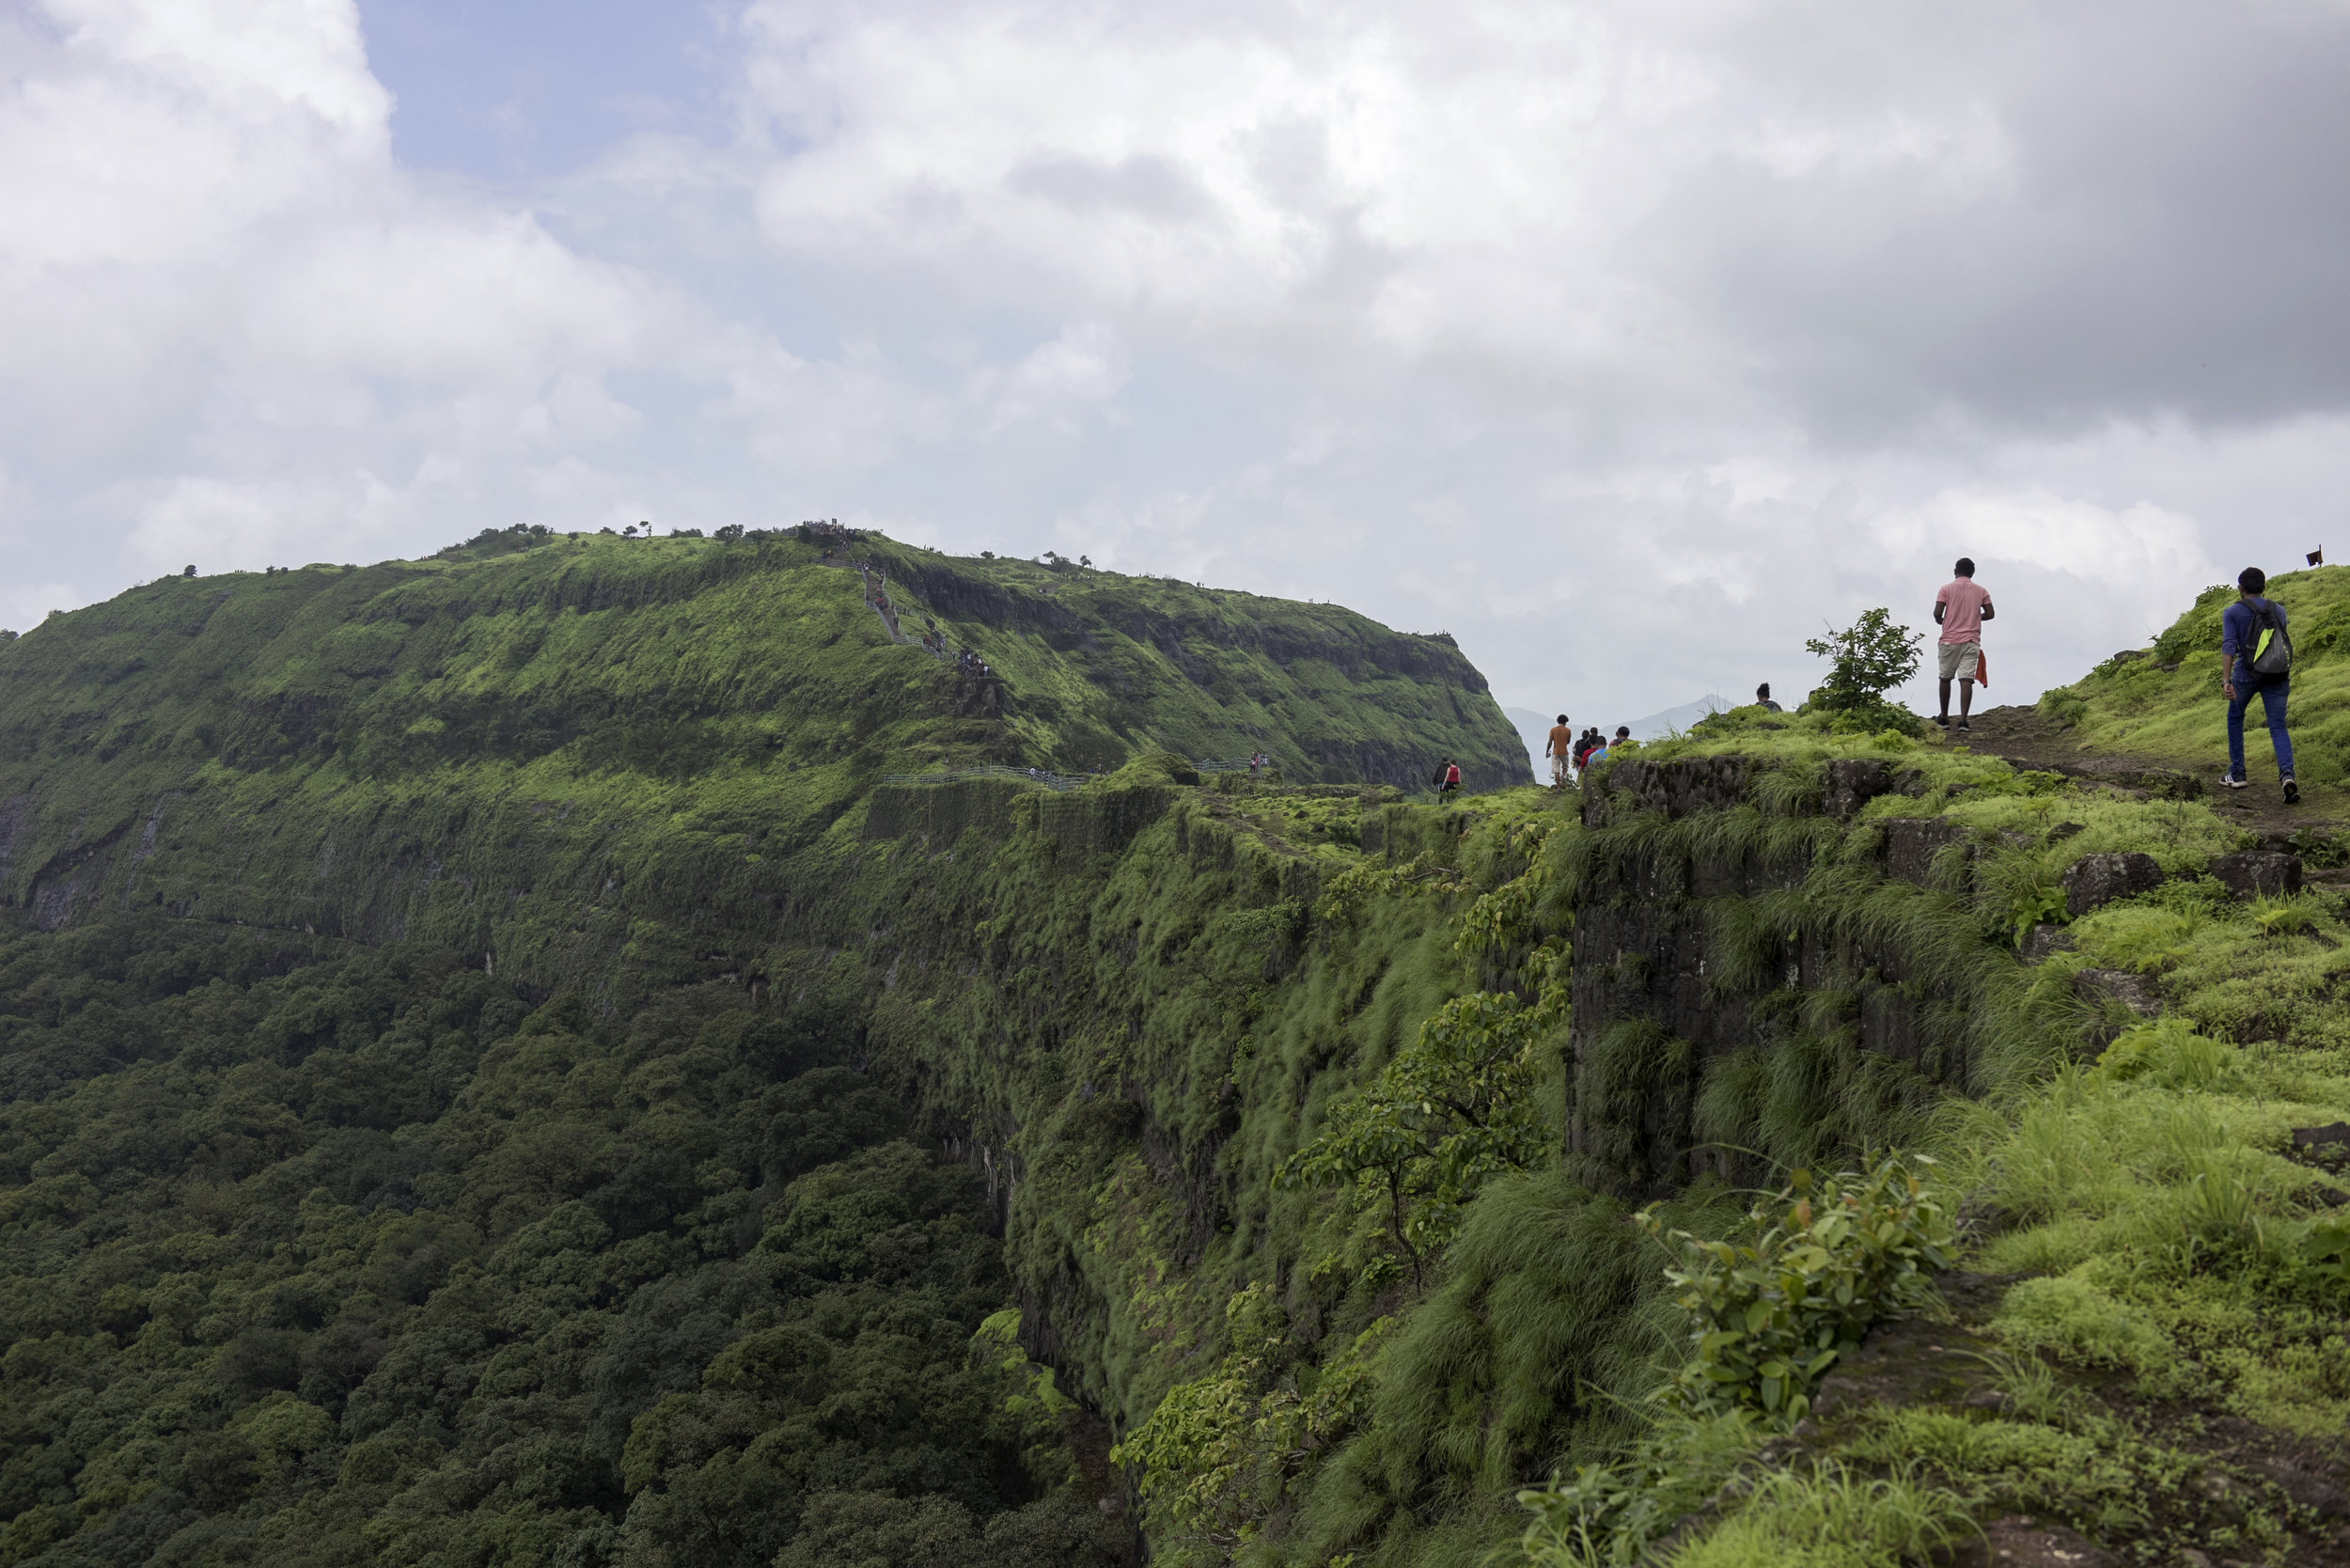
[1975,648,1989,687]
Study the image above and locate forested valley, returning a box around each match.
[0,916,1122,1568]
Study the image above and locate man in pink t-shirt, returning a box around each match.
[1932,557,1996,731]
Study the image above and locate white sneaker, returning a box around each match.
[2218,773,2250,790]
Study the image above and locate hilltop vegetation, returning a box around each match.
[6,562,2350,1568]
[0,527,1524,996]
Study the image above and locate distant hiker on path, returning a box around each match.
[1545,713,1574,787]
[2220,566,2298,803]
[1434,759,1463,800]
[1754,682,1782,713]
[1933,557,1995,731]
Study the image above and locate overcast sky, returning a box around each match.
[5,0,2348,722]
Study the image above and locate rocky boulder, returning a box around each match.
[2061,852,2166,917]
[2020,924,2076,964]
[1584,755,1749,826]
[2208,850,2302,900]
[2076,968,2164,1047]
[1825,760,1890,821]
[1881,818,1969,888]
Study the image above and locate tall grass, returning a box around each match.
[1661,1462,1974,1568]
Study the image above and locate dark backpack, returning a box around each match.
[2248,598,2294,678]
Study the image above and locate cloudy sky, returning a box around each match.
[4,0,2347,723]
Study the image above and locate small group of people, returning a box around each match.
[1529,719,1631,788]
[1246,751,1272,777]
[1578,727,1629,773]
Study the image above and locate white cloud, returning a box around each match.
[5,0,2350,742]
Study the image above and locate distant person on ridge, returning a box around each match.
[1545,713,1574,787]
[2220,565,2297,803]
[1755,682,1782,713]
[1434,759,1463,799]
[1933,557,1995,731]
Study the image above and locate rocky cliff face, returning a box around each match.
[1566,755,1987,1197]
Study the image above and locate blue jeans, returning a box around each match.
[2227,678,2294,781]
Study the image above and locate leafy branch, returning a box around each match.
[1111,1288,1395,1561]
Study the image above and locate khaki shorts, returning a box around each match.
[1551,754,1573,786]
[1937,641,1982,681]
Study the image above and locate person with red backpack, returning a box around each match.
[2220,565,2297,802]
[1434,758,1463,799]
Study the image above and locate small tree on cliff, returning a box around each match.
[1804,608,1923,730]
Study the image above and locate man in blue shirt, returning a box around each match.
[2220,566,2296,803]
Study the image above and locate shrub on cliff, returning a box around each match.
[1639,1157,1955,1426]
[1802,607,1926,736]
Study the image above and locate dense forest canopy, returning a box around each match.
[0,915,1124,1568]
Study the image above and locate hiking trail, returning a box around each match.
[1944,702,2339,839]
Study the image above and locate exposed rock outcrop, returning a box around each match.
[2209,849,2302,900]
[2061,852,2166,917]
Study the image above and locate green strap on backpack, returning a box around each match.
[2250,597,2294,677]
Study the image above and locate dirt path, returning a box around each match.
[1942,703,2340,838]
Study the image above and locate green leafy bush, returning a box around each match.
[1277,962,1562,1271]
[1804,608,1924,722]
[1108,1288,1393,1563]
[1284,836,1566,1272]
[1639,1157,1956,1425]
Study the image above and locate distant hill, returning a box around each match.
[0,525,1528,989]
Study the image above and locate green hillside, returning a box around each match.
[7,564,2350,1568]
[2044,563,2350,788]
[0,526,1524,991]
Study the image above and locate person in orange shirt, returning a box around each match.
[1544,713,1574,787]
[1933,557,1996,731]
